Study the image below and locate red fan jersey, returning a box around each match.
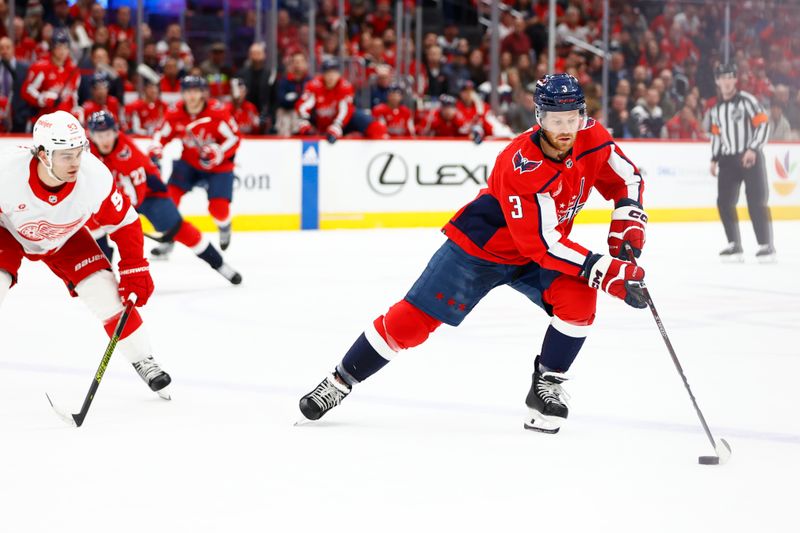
[79,95,122,126]
[457,99,494,136]
[152,99,240,173]
[21,57,80,120]
[372,103,415,137]
[296,76,355,131]
[90,131,163,208]
[425,109,468,137]
[443,120,644,276]
[124,98,167,135]
[225,100,260,134]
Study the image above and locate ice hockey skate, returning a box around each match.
[719,242,743,263]
[219,223,232,251]
[298,373,351,422]
[132,356,172,400]
[755,244,776,264]
[150,241,175,260]
[524,357,570,434]
[216,263,243,285]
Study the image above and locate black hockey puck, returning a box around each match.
[698,456,720,465]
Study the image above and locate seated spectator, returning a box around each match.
[295,58,387,142]
[276,8,299,57]
[557,6,591,45]
[456,80,492,141]
[21,30,79,123]
[366,0,393,37]
[630,87,666,138]
[606,94,634,138]
[78,45,122,104]
[84,2,105,41]
[77,71,121,126]
[160,58,182,94]
[502,17,532,61]
[423,45,448,98]
[372,84,415,137]
[504,82,537,134]
[0,35,30,132]
[47,0,72,29]
[467,48,487,87]
[124,79,165,135]
[660,23,699,70]
[437,22,460,58]
[238,42,274,129]
[13,16,37,62]
[769,102,793,141]
[112,56,134,92]
[443,50,471,96]
[369,63,392,108]
[200,42,233,98]
[420,94,471,140]
[226,78,261,134]
[665,105,705,140]
[157,23,193,70]
[109,6,136,58]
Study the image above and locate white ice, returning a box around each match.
[1,221,798,533]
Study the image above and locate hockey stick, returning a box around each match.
[45,295,137,427]
[624,243,731,465]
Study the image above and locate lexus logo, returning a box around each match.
[367,152,408,196]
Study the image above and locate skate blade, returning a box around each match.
[524,409,563,434]
[156,387,172,401]
[720,254,744,264]
[294,418,315,427]
[756,254,777,264]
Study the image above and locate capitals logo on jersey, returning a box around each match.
[512,149,542,174]
[17,217,84,242]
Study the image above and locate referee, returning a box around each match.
[709,62,775,263]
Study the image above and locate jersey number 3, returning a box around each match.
[508,195,523,219]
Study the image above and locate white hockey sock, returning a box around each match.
[75,270,152,363]
[0,270,12,307]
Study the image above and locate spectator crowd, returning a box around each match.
[0,0,797,142]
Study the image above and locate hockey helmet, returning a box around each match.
[320,58,341,72]
[180,75,209,91]
[52,31,70,47]
[387,83,403,94]
[438,94,457,107]
[534,73,587,128]
[87,110,118,133]
[91,70,111,88]
[714,62,738,79]
[32,111,88,181]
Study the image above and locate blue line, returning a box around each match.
[301,140,319,230]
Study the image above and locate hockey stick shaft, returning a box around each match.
[71,296,137,427]
[624,244,718,451]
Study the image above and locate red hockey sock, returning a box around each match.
[103,307,143,340]
[168,185,185,207]
[173,220,203,248]
[208,198,231,225]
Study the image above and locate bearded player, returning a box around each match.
[0,111,171,398]
[299,74,648,433]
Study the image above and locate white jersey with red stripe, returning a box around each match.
[444,119,644,276]
[152,99,240,173]
[0,145,139,256]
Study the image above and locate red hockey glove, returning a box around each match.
[608,201,647,260]
[326,123,343,144]
[583,253,647,309]
[297,119,314,136]
[118,259,154,307]
[199,143,224,169]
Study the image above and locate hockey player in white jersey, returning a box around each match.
[0,111,171,397]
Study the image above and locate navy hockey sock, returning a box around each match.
[197,244,224,269]
[539,325,586,373]
[336,333,390,385]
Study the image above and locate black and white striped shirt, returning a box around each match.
[708,90,770,161]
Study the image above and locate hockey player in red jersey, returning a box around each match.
[87,111,242,285]
[76,72,122,126]
[421,94,473,140]
[148,75,240,256]
[296,58,387,143]
[21,32,81,124]
[372,84,415,137]
[455,80,493,144]
[225,78,261,134]
[299,74,648,432]
[124,80,167,136]
[0,111,171,398]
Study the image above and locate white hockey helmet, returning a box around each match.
[32,110,88,158]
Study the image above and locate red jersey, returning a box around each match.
[372,103,415,137]
[443,120,644,276]
[225,100,260,134]
[152,99,240,173]
[108,24,137,56]
[160,77,181,94]
[425,109,468,137]
[21,57,80,120]
[296,76,355,131]
[79,95,122,126]
[124,98,167,135]
[456,99,494,136]
[90,132,163,208]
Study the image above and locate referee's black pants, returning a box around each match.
[717,151,773,246]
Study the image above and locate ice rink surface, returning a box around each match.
[1,221,798,533]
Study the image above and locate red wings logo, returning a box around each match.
[17,218,83,242]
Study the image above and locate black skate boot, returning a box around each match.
[150,241,175,260]
[132,356,172,400]
[719,242,743,263]
[755,244,776,264]
[299,373,351,421]
[216,263,243,285]
[219,223,232,251]
[524,357,569,434]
